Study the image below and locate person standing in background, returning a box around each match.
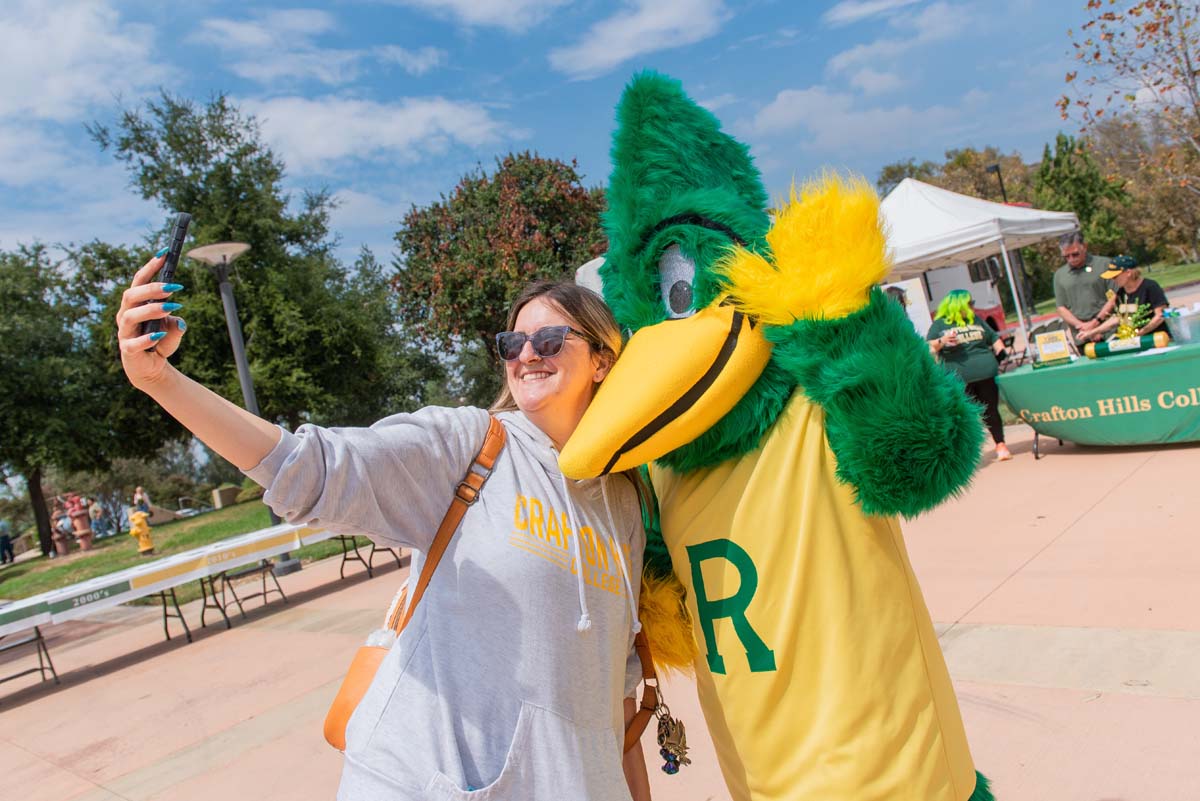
[928,290,1012,462]
[0,519,14,564]
[133,486,151,515]
[1080,255,1171,342]
[1053,233,1113,340]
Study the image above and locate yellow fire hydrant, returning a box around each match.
[128,510,154,555]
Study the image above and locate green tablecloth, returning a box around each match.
[996,341,1200,446]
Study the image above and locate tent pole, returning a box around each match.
[998,241,1032,360]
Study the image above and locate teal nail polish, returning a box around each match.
[149,331,167,342]
[161,302,182,312]
[177,319,187,331]
[162,283,184,292]
[155,247,169,257]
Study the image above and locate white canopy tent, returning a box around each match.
[880,178,1080,355]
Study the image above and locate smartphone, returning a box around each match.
[141,212,191,342]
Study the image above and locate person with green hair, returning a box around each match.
[927,289,1012,461]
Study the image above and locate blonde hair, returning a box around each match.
[490,280,622,413]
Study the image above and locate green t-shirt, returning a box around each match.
[1053,255,1113,321]
[927,317,999,384]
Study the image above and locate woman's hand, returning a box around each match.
[116,251,186,390]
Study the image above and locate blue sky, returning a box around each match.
[1,0,1085,264]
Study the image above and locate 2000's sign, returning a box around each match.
[48,581,131,614]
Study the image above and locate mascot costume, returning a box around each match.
[561,73,994,801]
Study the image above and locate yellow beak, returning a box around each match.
[559,301,772,478]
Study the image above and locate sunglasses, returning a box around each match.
[495,325,592,361]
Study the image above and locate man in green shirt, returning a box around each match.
[1053,232,1113,340]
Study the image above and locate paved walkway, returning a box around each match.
[2,423,1197,801]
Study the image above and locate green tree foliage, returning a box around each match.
[1033,133,1131,252]
[0,246,106,553]
[89,93,440,429]
[393,152,606,404]
[875,157,938,195]
[877,147,1035,202]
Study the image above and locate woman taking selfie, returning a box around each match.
[117,254,651,800]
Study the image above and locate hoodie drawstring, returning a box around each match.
[559,472,592,632]
[602,477,643,634]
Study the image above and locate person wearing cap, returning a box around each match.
[1053,233,1114,339]
[1080,255,1171,342]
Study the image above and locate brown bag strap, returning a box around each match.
[386,415,506,634]
[623,631,659,753]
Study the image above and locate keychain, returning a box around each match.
[655,698,691,774]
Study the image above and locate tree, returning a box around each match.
[876,158,938,195]
[1089,114,1200,262]
[1059,0,1200,196]
[393,152,606,405]
[1033,133,1131,253]
[313,249,447,426]
[89,93,440,429]
[877,148,1033,201]
[0,246,108,554]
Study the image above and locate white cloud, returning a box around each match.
[384,0,568,33]
[332,189,408,230]
[849,68,905,94]
[0,156,158,252]
[192,10,446,86]
[243,96,512,173]
[828,1,970,75]
[749,85,969,153]
[0,124,73,187]
[192,9,337,49]
[549,0,730,80]
[823,0,921,26]
[0,0,167,121]
[378,46,446,76]
[698,93,738,112]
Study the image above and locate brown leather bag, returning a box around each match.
[322,415,659,753]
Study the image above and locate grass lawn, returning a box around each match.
[0,501,372,606]
[1006,261,1200,323]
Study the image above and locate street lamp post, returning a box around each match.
[185,243,301,577]
[985,163,1009,203]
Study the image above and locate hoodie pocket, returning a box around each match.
[424,702,535,800]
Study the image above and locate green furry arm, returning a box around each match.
[637,465,674,580]
[766,287,983,517]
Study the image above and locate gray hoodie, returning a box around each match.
[245,406,644,800]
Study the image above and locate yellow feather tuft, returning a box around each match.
[715,172,891,325]
[638,571,697,674]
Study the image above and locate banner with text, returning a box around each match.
[997,343,1200,446]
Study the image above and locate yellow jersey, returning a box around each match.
[650,392,977,801]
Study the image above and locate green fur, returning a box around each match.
[969,771,995,801]
[600,72,982,511]
[638,464,673,580]
[600,71,771,332]
[766,287,983,517]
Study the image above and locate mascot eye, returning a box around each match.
[658,245,697,319]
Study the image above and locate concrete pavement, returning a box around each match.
[2,423,1197,801]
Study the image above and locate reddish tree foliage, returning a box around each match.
[393,152,606,352]
[1059,0,1200,196]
